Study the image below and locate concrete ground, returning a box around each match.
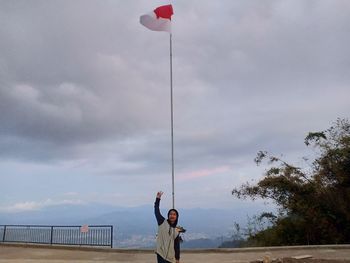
[1,244,350,263]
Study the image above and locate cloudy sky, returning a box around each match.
[1,0,349,213]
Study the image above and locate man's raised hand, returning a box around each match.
[156,191,164,199]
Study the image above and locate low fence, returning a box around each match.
[0,225,113,248]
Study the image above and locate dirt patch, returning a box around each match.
[251,259,350,263]
[282,259,350,263]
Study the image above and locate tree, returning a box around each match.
[232,119,350,245]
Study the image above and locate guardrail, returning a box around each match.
[0,225,113,248]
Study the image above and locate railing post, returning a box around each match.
[2,225,6,242]
[110,225,113,248]
[50,226,53,245]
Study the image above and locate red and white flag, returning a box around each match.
[140,4,173,33]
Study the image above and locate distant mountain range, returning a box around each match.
[0,202,270,248]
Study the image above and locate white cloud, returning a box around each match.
[0,198,85,213]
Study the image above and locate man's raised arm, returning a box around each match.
[154,191,165,225]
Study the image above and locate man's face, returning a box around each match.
[168,211,177,224]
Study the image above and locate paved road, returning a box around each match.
[1,244,350,263]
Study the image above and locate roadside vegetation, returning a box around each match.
[228,118,350,247]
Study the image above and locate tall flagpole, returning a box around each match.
[140,4,176,209]
[170,33,175,209]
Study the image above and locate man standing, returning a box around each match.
[154,191,180,263]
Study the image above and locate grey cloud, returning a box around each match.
[1,1,350,211]
[174,0,350,97]
[0,0,349,168]
[0,0,173,152]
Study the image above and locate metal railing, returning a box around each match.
[0,225,113,248]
